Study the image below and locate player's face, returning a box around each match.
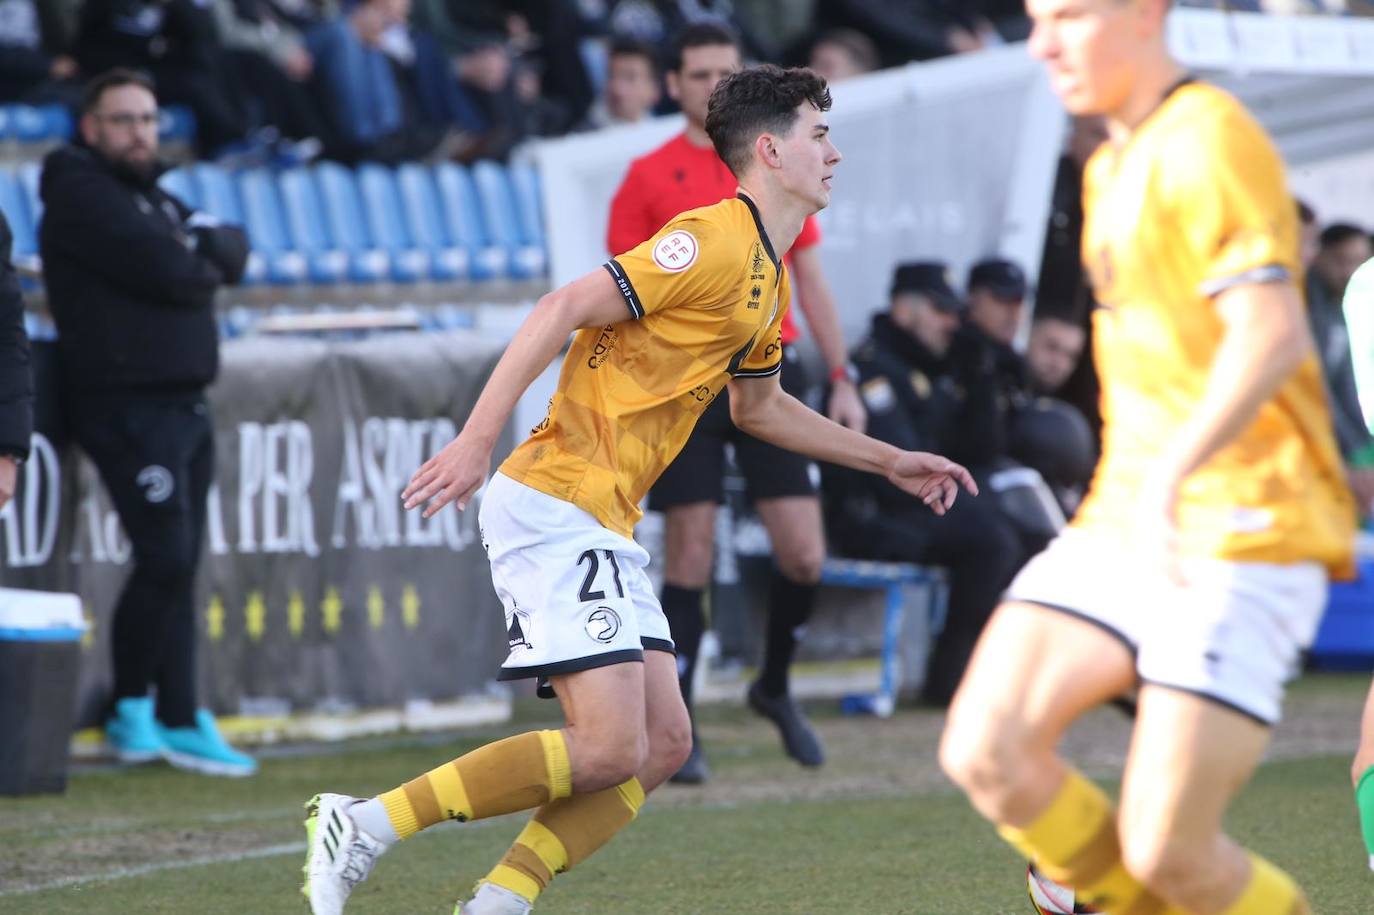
[668,44,741,129]
[1026,0,1145,116]
[773,103,842,212]
[81,84,160,175]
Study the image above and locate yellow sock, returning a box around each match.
[999,769,1186,915]
[486,777,646,904]
[1219,853,1310,915]
[377,729,572,839]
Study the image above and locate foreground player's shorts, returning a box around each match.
[480,472,674,683]
[1007,527,1327,725]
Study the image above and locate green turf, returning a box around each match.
[1,683,1370,914]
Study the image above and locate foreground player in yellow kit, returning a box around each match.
[299,65,975,915]
[940,2,1357,914]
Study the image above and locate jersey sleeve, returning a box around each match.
[733,266,791,378]
[603,215,738,320]
[1165,108,1300,298]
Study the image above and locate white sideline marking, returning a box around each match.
[0,841,304,896]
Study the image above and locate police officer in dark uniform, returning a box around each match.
[824,262,1026,706]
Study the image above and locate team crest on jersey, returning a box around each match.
[653,230,699,272]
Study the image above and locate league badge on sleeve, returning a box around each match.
[653,231,699,272]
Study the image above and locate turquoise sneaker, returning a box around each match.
[157,710,258,777]
[106,696,167,763]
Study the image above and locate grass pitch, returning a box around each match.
[1,674,1369,914]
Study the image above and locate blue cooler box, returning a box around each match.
[1309,533,1374,671]
[0,589,86,795]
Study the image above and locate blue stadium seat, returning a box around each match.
[507,161,546,251]
[15,162,41,226]
[157,167,199,209]
[313,161,390,283]
[470,161,545,279]
[9,105,70,142]
[276,167,349,284]
[395,164,468,282]
[355,163,430,282]
[236,168,307,284]
[159,106,198,143]
[0,107,12,141]
[432,162,506,281]
[190,164,266,284]
[0,169,39,269]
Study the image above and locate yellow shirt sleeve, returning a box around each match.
[1162,107,1299,298]
[603,216,738,320]
[733,265,790,378]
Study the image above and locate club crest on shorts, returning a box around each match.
[136,465,174,503]
[507,607,533,651]
[584,606,622,644]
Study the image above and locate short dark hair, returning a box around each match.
[609,36,659,75]
[81,68,155,115]
[668,22,740,73]
[705,65,831,177]
[1295,198,1315,227]
[1320,222,1369,249]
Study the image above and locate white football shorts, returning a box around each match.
[479,472,673,684]
[1006,527,1328,725]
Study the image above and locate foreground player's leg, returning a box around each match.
[303,662,653,915]
[471,651,691,912]
[941,603,1186,914]
[1353,677,1374,870]
[751,495,825,767]
[1117,686,1308,914]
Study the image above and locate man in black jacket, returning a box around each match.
[40,69,254,777]
[0,210,35,505]
[825,262,1026,705]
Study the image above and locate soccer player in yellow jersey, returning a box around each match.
[939,2,1358,915]
[300,65,975,915]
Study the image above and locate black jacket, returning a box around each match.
[0,211,35,459]
[946,320,1030,468]
[39,145,248,394]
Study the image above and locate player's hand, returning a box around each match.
[402,432,491,518]
[1136,469,1184,586]
[887,451,977,516]
[826,380,867,433]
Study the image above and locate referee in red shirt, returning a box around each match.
[607,23,866,784]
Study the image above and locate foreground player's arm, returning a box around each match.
[788,245,866,432]
[1153,280,1312,488]
[727,373,976,514]
[403,270,635,516]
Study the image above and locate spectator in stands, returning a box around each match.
[825,262,1025,705]
[39,70,254,777]
[0,210,34,511]
[211,0,330,153]
[74,0,254,155]
[607,22,866,783]
[305,0,454,163]
[1297,198,1320,268]
[611,0,778,66]
[1308,222,1374,512]
[1024,314,1085,397]
[0,0,82,106]
[813,0,991,66]
[577,37,661,131]
[806,28,878,83]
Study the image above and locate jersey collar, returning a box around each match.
[736,192,781,271]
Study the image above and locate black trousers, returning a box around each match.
[71,391,214,728]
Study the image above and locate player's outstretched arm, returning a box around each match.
[403,269,634,517]
[727,373,976,514]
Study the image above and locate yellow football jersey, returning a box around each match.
[1075,81,1356,575]
[500,194,790,537]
